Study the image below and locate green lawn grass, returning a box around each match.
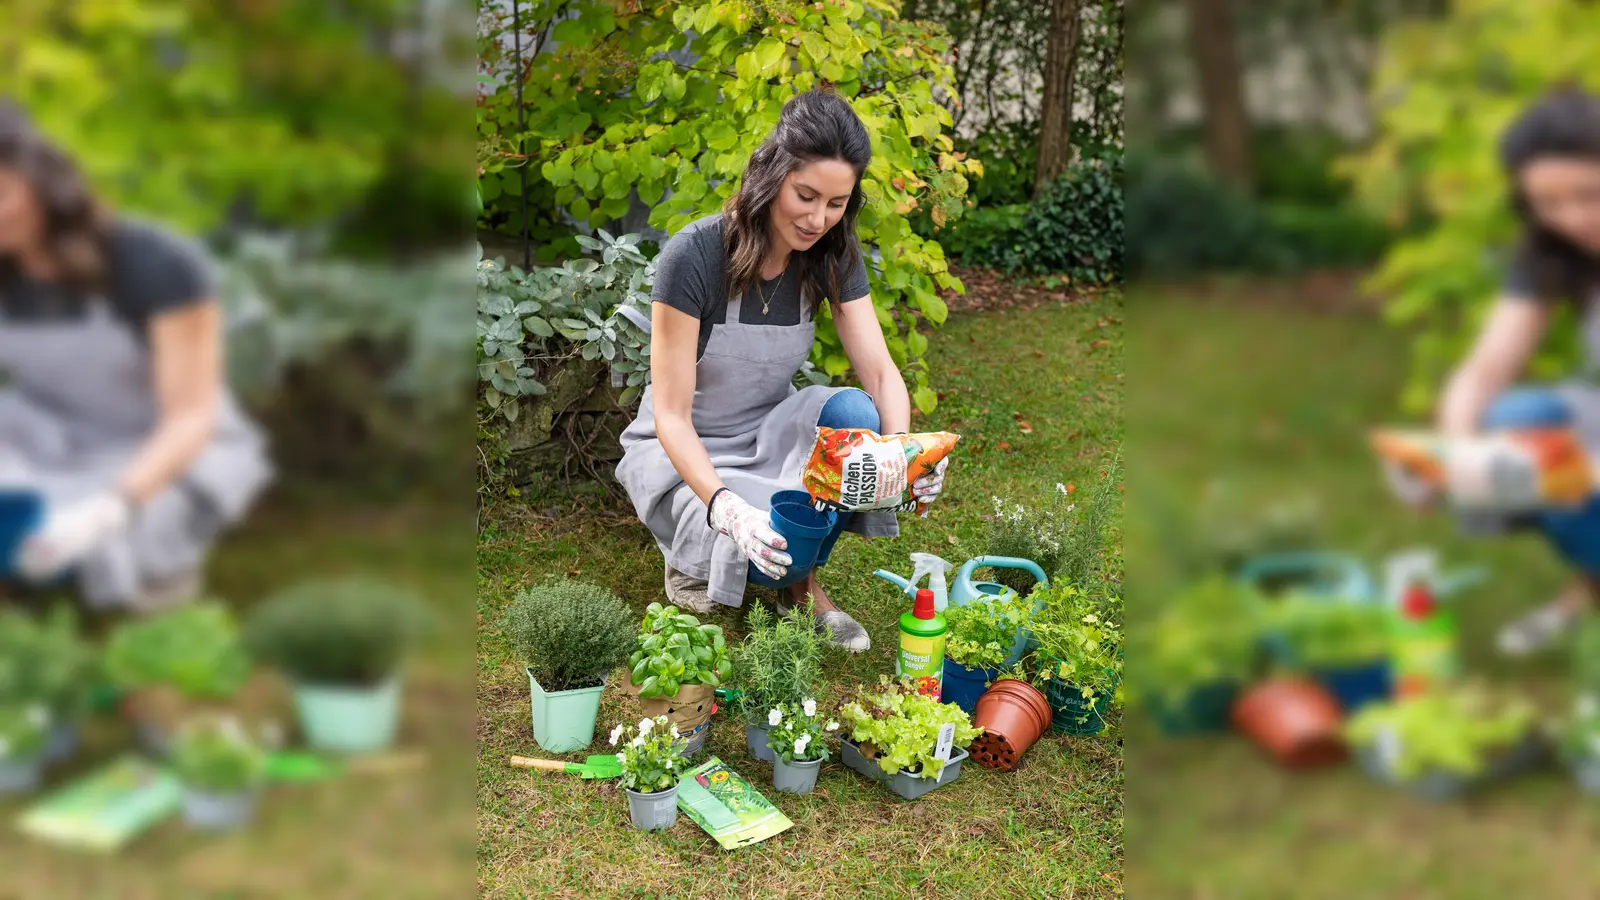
[476,293,1125,900]
[0,493,477,899]
[1126,286,1600,899]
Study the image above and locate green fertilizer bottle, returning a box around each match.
[897,589,947,701]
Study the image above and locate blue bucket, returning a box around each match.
[0,491,44,577]
[942,658,1002,715]
[748,493,837,589]
[1312,659,1392,713]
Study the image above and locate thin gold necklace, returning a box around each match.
[755,263,787,315]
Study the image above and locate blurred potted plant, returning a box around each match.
[1343,683,1544,801]
[1560,692,1600,794]
[0,703,50,795]
[764,698,839,795]
[731,603,829,762]
[1134,575,1262,735]
[837,677,982,800]
[499,580,634,753]
[1031,581,1123,735]
[1561,616,1600,793]
[941,594,1032,715]
[244,577,431,754]
[104,601,253,756]
[1264,592,1392,712]
[170,713,272,831]
[0,605,96,763]
[610,714,688,832]
[626,603,731,757]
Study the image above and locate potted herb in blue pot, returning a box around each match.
[244,577,431,754]
[1265,592,1393,713]
[941,594,1031,715]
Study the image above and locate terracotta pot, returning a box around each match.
[1231,678,1348,768]
[969,679,1053,771]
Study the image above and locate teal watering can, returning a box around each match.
[873,555,1049,668]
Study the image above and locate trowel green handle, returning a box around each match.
[953,556,1049,602]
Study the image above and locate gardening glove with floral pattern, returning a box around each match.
[15,492,131,582]
[708,489,791,582]
[909,457,949,515]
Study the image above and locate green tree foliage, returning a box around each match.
[2,0,467,240]
[478,0,982,412]
[1346,0,1600,412]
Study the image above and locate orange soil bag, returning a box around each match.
[802,427,960,516]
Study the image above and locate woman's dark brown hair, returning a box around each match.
[0,100,113,295]
[1500,87,1600,303]
[722,86,871,314]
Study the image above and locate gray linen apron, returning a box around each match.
[616,278,898,609]
[0,300,273,608]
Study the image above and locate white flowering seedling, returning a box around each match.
[610,715,687,794]
[764,699,839,765]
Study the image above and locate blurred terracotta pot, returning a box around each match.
[1232,678,1348,768]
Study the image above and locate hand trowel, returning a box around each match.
[508,754,623,780]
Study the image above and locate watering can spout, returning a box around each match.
[872,568,914,596]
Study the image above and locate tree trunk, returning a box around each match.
[1184,0,1254,191]
[1035,0,1084,196]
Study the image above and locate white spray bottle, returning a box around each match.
[909,553,954,612]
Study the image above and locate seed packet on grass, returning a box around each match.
[675,757,792,850]
[16,755,182,852]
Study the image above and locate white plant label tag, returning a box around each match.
[935,722,956,764]
[1375,724,1402,772]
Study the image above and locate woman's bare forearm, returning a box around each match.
[116,408,216,504]
[1436,298,1549,436]
[864,371,911,435]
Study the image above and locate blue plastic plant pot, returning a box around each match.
[1150,680,1241,736]
[0,490,44,578]
[1235,552,1377,603]
[942,657,1002,715]
[1312,659,1393,713]
[748,495,837,590]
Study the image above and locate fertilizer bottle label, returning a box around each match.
[896,633,945,700]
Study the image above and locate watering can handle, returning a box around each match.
[958,555,1050,589]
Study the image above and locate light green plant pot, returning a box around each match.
[529,668,607,754]
[293,675,402,754]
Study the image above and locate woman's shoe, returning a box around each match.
[1496,586,1584,656]
[777,596,870,653]
[129,569,203,616]
[663,561,717,614]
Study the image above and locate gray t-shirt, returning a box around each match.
[1504,242,1597,305]
[651,213,872,360]
[0,216,217,338]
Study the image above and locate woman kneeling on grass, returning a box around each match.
[1420,88,1600,655]
[615,87,946,652]
[0,103,272,611]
